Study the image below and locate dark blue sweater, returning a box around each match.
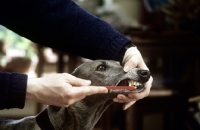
[0,0,132,109]
[0,72,27,109]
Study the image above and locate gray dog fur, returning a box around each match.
[0,60,150,130]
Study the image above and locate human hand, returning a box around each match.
[113,47,153,110]
[26,73,108,107]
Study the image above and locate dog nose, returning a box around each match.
[137,70,150,81]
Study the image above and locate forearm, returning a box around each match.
[0,72,27,110]
[0,0,132,60]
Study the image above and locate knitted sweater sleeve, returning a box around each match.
[0,72,27,110]
[0,0,133,109]
[0,0,132,60]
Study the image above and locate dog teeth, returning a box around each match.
[128,80,132,86]
[128,80,141,87]
[131,80,134,86]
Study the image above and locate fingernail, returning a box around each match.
[124,104,131,110]
[101,88,108,93]
[84,80,91,85]
[124,66,130,72]
[124,106,129,110]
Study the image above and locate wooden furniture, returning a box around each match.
[125,29,200,130]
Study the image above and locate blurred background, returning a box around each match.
[0,0,200,130]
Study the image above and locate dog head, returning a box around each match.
[72,60,150,94]
[47,60,150,130]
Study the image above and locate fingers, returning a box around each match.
[123,59,138,72]
[62,86,108,106]
[62,73,91,86]
[61,74,109,106]
[73,86,108,96]
[113,94,134,103]
[113,95,137,110]
[113,76,153,110]
[63,73,108,96]
[138,61,149,71]
[123,48,138,72]
[128,76,152,99]
[123,101,136,110]
[123,47,149,72]
[123,54,149,71]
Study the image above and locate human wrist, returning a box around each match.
[26,78,39,102]
[116,43,136,64]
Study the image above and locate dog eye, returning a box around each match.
[97,65,106,71]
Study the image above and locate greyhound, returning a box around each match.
[0,60,150,130]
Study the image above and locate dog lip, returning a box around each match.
[116,79,129,86]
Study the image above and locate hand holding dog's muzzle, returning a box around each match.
[123,47,148,72]
[114,47,153,110]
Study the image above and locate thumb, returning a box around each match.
[122,47,139,72]
[123,60,137,72]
